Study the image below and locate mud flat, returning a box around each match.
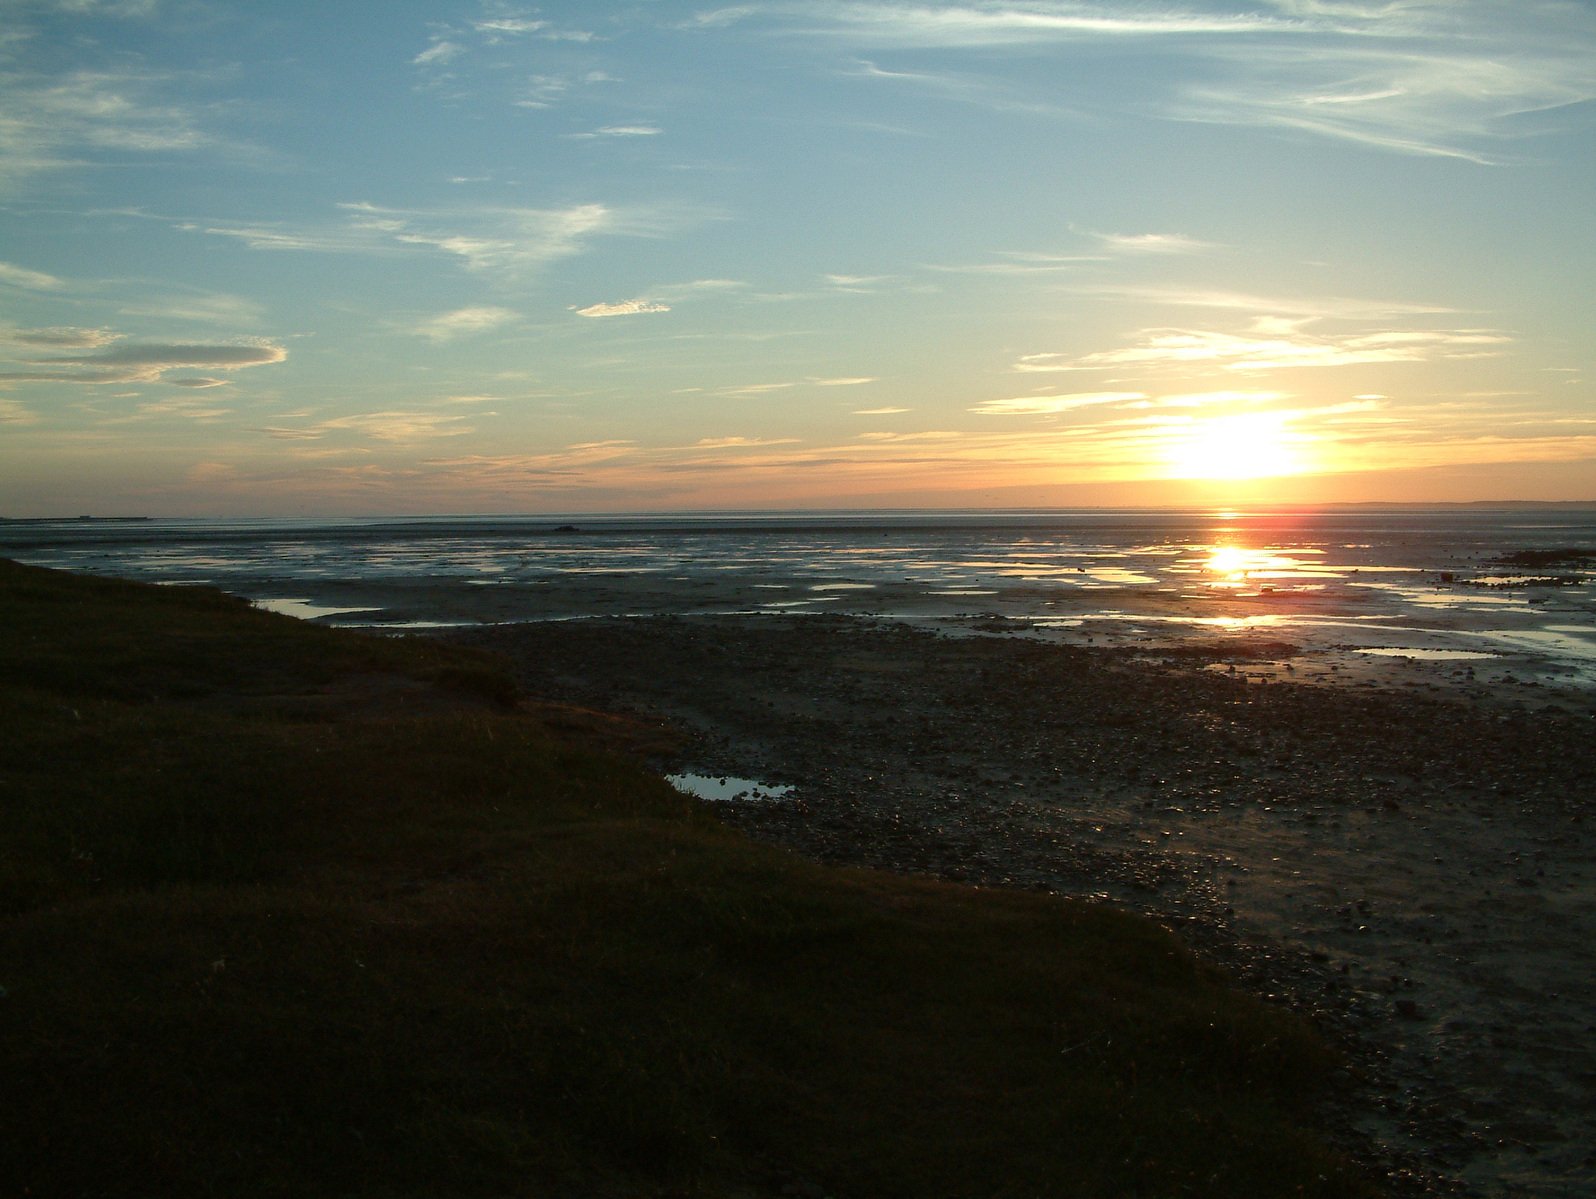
[449,614,1596,1199]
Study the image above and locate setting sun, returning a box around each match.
[1166,413,1310,481]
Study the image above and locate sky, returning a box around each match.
[2,0,1594,517]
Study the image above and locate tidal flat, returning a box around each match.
[453,613,1596,1198]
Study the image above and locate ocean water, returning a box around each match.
[6,506,1596,698]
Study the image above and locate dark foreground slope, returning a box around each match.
[0,559,1373,1199]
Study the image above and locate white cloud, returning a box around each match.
[318,411,473,442]
[1020,324,1510,375]
[565,125,662,139]
[853,405,909,414]
[696,436,802,449]
[766,3,1284,45]
[115,394,232,422]
[647,278,747,302]
[415,305,519,341]
[0,65,219,186]
[929,250,1106,276]
[970,390,1146,416]
[343,201,618,278]
[574,298,670,318]
[0,260,66,290]
[1171,9,1596,162]
[1091,231,1213,255]
[260,410,475,444]
[716,2,1596,161]
[825,272,896,291]
[184,222,369,253]
[515,75,571,108]
[412,40,465,66]
[720,381,797,396]
[192,201,668,282]
[474,18,546,36]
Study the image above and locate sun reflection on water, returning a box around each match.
[1196,544,1338,587]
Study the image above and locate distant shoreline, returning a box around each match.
[2,499,1594,525]
[0,515,151,524]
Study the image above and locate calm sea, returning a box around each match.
[6,506,1596,697]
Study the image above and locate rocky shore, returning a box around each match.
[449,614,1596,1199]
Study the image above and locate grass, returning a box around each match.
[0,558,1377,1198]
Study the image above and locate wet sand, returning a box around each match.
[446,613,1596,1199]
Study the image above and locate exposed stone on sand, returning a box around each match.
[448,614,1596,1199]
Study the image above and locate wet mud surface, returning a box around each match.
[448,615,1596,1198]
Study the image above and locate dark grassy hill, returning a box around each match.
[0,559,1375,1198]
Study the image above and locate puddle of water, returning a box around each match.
[666,773,793,803]
[254,597,381,620]
[1356,647,1497,661]
[361,619,477,629]
[1471,576,1589,588]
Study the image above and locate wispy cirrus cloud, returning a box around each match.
[342,200,615,278]
[415,305,519,341]
[970,390,1146,416]
[0,260,67,290]
[708,1,1596,162]
[1068,284,1461,322]
[412,40,465,67]
[1017,323,1510,374]
[0,38,239,187]
[572,278,748,317]
[1173,3,1596,163]
[697,435,802,449]
[410,9,600,100]
[1087,230,1214,256]
[186,199,687,282]
[258,410,475,444]
[701,3,1283,43]
[564,124,662,140]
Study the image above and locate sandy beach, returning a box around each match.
[447,612,1595,1199]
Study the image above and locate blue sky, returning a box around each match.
[2,0,1593,515]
